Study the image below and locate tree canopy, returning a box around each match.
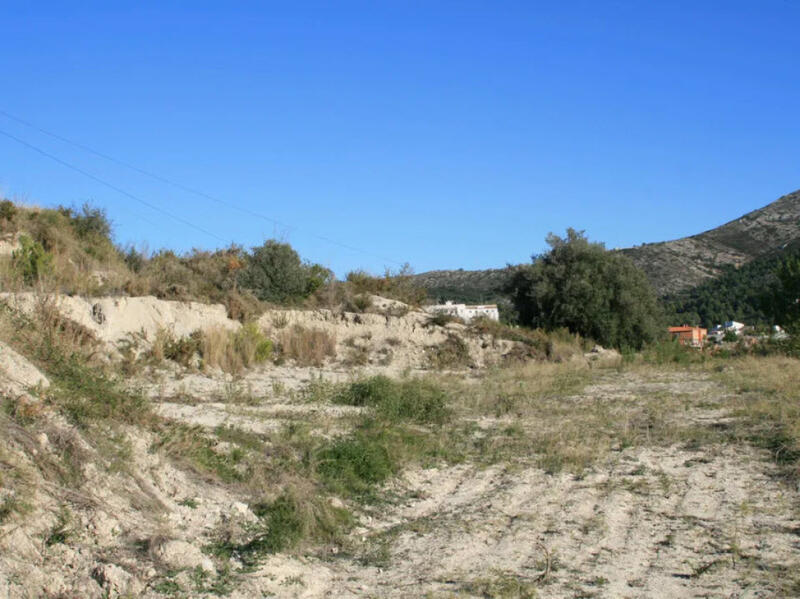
[506,229,663,350]
[238,240,331,304]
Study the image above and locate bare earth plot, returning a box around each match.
[154,368,800,599]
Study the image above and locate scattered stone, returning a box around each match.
[153,539,215,573]
[91,563,143,597]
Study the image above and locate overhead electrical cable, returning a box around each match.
[0,127,228,243]
[0,108,403,266]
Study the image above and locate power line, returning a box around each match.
[0,127,228,244]
[0,108,404,266]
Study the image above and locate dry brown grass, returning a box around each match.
[278,325,336,367]
[708,356,800,478]
[200,324,273,373]
[436,358,740,474]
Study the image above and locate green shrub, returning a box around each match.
[12,234,53,285]
[333,376,449,425]
[237,494,305,561]
[234,322,273,363]
[316,431,395,496]
[163,331,203,366]
[0,199,16,230]
[60,203,112,241]
[238,240,331,305]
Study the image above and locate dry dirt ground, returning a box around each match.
[169,370,797,599]
[1,298,799,598]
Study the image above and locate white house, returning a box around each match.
[425,301,500,322]
[724,321,745,333]
[708,321,746,343]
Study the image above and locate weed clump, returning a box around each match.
[426,334,473,369]
[316,431,396,496]
[277,325,336,367]
[208,491,351,567]
[12,235,53,285]
[333,376,449,425]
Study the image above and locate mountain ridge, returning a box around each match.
[414,189,800,300]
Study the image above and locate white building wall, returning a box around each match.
[425,301,499,322]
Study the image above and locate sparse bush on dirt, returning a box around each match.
[426,312,464,327]
[12,235,53,285]
[200,324,273,373]
[334,376,449,425]
[714,356,800,482]
[342,264,427,307]
[344,293,373,313]
[278,325,336,367]
[343,344,370,366]
[426,334,473,369]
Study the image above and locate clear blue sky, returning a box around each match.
[0,1,798,276]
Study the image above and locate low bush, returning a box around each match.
[426,312,463,327]
[12,235,53,285]
[333,376,449,425]
[316,430,396,497]
[200,324,273,373]
[162,330,203,367]
[278,325,336,367]
[342,264,427,307]
[0,199,17,231]
[426,334,473,369]
[207,489,351,566]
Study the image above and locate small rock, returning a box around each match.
[91,563,143,597]
[154,539,215,572]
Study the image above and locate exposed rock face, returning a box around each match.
[621,189,800,294]
[0,232,22,257]
[1,292,518,370]
[153,539,215,572]
[91,563,143,597]
[1,293,238,347]
[0,340,49,397]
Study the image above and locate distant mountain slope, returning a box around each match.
[620,189,800,294]
[413,267,515,304]
[415,189,800,300]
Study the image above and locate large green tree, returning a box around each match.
[238,240,330,304]
[506,229,663,350]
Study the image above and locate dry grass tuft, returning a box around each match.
[200,323,273,373]
[278,325,336,367]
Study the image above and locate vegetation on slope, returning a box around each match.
[0,199,428,319]
[663,243,800,329]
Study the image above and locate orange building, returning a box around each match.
[668,325,707,347]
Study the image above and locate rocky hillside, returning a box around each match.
[415,189,800,298]
[621,189,800,294]
[412,267,516,305]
